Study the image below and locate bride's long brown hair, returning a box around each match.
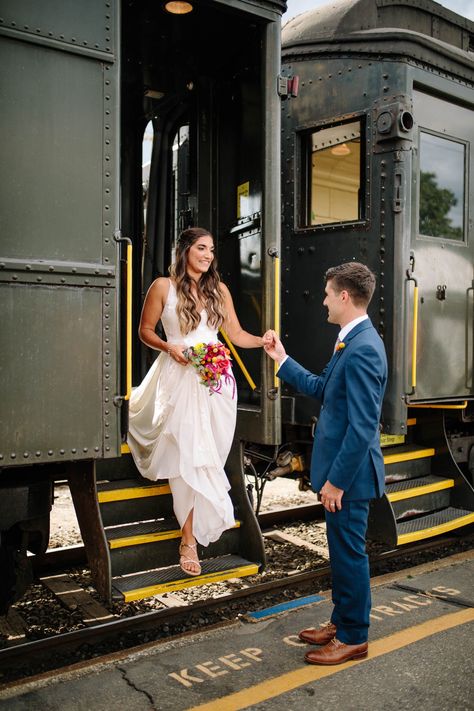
[170,227,226,335]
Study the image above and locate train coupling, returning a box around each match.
[266,451,305,481]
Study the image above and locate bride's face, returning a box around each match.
[186,235,215,277]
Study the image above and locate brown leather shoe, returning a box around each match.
[298,623,337,645]
[305,638,368,665]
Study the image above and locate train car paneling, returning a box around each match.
[281,0,474,433]
[409,88,473,402]
[0,1,121,464]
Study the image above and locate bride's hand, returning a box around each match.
[167,344,188,365]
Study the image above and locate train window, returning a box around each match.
[418,131,465,241]
[304,119,362,226]
[171,123,191,250]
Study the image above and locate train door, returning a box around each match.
[122,1,282,446]
[409,90,474,402]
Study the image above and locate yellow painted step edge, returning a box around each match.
[384,447,435,465]
[121,563,259,602]
[98,483,171,504]
[109,521,242,550]
[397,511,474,545]
[387,478,454,503]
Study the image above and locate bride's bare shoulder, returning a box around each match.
[145,277,171,304]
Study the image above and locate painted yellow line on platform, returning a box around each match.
[397,511,474,545]
[387,478,454,503]
[97,484,171,503]
[383,448,435,465]
[188,608,474,711]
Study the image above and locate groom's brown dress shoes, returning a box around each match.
[305,638,368,665]
[298,623,337,646]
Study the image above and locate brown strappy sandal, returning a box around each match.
[179,542,201,577]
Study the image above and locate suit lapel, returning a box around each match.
[320,319,373,399]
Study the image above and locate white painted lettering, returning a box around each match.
[168,669,204,687]
[391,601,419,612]
[372,605,404,617]
[283,634,307,647]
[241,648,263,662]
[369,612,383,621]
[432,586,461,597]
[195,661,228,678]
[218,654,249,669]
[402,595,432,607]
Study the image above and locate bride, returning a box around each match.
[127,227,263,576]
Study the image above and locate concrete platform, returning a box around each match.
[1,551,473,710]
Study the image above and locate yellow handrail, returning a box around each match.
[124,242,133,401]
[220,328,257,391]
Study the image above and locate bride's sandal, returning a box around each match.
[179,542,201,577]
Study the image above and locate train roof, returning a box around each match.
[282,0,474,80]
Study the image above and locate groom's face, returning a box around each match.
[323,280,345,325]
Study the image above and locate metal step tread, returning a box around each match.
[112,554,259,602]
[397,506,474,545]
[106,518,241,549]
[97,479,171,503]
[383,444,435,466]
[386,475,454,502]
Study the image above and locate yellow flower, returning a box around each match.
[336,342,346,351]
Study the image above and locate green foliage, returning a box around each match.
[419,171,463,240]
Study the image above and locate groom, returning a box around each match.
[264,262,387,665]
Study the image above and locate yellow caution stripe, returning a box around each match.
[188,608,474,711]
[397,511,474,545]
[97,483,171,504]
[380,434,405,448]
[387,478,454,503]
[384,447,435,465]
[121,563,259,602]
[407,418,417,426]
[109,521,241,550]
[121,443,131,454]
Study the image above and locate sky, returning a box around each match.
[283,0,474,22]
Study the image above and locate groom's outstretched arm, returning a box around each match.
[263,330,323,400]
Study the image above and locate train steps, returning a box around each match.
[369,412,474,547]
[78,440,265,603]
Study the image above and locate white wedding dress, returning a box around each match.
[127,280,237,546]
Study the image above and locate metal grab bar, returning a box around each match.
[273,254,281,388]
[114,235,133,403]
[406,269,418,397]
[219,328,257,391]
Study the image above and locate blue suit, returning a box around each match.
[278,319,387,643]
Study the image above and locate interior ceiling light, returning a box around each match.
[330,143,351,156]
[164,1,193,14]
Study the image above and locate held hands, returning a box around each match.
[262,330,287,363]
[319,481,344,512]
[167,344,188,365]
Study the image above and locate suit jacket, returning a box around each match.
[278,319,388,500]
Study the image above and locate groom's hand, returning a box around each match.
[263,330,287,363]
[320,481,344,512]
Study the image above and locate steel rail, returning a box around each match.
[2,534,468,678]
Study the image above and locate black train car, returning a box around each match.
[264,0,474,545]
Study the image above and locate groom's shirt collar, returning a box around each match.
[338,314,369,343]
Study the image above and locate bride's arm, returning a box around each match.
[139,279,187,363]
[220,283,264,349]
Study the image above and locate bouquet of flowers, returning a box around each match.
[184,342,236,397]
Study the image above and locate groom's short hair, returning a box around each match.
[325,262,376,307]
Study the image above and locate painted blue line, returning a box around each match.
[247,594,325,620]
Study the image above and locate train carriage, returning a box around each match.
[1,0,474,613]
[274,0,474,546]
[0,0,285,610]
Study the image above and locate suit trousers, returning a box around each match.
[325,500,371,644]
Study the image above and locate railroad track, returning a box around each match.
[1,530,472,685]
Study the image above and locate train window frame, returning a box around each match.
[295,114,368,233]
[417,127,468,244]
